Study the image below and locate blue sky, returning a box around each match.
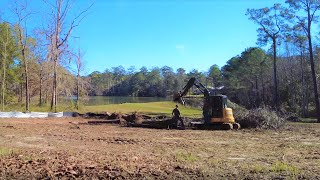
[0,0,282,74]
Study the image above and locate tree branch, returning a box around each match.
[57,1,93,48]
[310,4,320,21]
[259,21,273,38]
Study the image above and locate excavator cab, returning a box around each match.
[202,95,239,130]
[209,95,235,124]
[211,95,224,118]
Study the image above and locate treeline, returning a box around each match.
[88,66,210,97]
[222,47,315,118]
[0,0,91,111]
[87,45,314,119]
[244,0,320,121]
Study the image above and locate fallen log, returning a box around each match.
[87,119,120,124]
[127,118,177,129]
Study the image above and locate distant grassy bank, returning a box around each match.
[3,101,202,118]
[83,101,202,117]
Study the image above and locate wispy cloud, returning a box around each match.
[175,44,186,54]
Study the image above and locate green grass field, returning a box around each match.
[300,118,318,123]
[83,101,202,117]
[4,101,202,118]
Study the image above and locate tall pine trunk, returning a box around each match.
[307,10,320,122]
[272,37,278,108]
[308,32,320,122]
[300,52,307,117]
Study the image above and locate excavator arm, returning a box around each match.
[173,77,210,105]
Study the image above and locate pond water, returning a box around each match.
[63,96,169,106]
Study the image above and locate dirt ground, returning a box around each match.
[0,118,319,179]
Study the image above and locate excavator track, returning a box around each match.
[232,123,241,130]
[190,122,240,130]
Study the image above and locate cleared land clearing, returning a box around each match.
[0,118,319,179]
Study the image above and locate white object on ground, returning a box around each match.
[30,112,49,118]
[48,112,64,118]
[0,111,67,118]
[63,112,74,117]
[12,112,31,118]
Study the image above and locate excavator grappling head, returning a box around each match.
[173,91,185,105]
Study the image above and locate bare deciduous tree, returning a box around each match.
[44,0,93,112]
[0,22,10,111]
[14,0,32,112]
[74,48,84,110]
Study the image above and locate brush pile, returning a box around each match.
[235,107,286,129]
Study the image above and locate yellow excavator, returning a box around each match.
[173,77,240,130]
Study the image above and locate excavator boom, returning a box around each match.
[173,77,210,104]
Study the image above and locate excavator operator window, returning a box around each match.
[222,96,227,108]
[211,96,223,118]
